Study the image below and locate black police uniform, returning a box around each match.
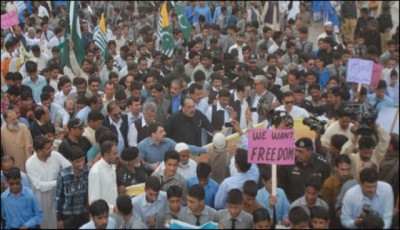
[278,142,330,202]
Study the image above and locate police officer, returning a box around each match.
[116,147,147,193]
[278,137,330,202]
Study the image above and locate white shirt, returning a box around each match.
[54,91,71,107]
[153,159,198,180]
[38,5,49,18]
[25,151,71,229]
[228,43,245,62]
[88,158,118,207]
[49,36,64,48]
[234,91,249,130]
[205,102,230,125]
[127,116,147,147]
[275,104,310,119]
[30,53,49,72]
[109,116,124,155]
[320,120,353,148]
[83,126,96,146]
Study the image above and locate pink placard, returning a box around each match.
[370,63,383,88]
[1,10,19,30]
[247,129,295,165]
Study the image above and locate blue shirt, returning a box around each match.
[214,171,259,210]
[185,5,196,24]
[187,177,219,208]
[75,106,91,125]
[21,75,47,103]
[367,94,395,112]
[314,67,331,90]
[256,187,290,222]
[341,181,394,229]
[131,191,167,223]
[194,5,212,25]
[138,137,206,166]
[1,186,43,229]
[80,217,116,229]
[213,6,222,24]
[386,83,399,106]
[171,94,182,114]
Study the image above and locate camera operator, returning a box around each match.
[275,91,310,119]
[311,86,346,121]
[340,167,394,229]
[247,75,280,124]
[341,122,390,180]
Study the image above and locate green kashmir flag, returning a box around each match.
[171,1,192,42]
[157,2,175,57]
[60,1,85,69]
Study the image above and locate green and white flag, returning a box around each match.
[171,1,192,42]
[93,13,108,62]
[61,1,85,68]
[157,2,175,57]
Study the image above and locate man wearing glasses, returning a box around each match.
[58,118,92,161]
[1,167,43,229]
[275,91,310,119]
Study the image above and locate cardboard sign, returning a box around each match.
[370,63,384,88]
[1,10,19,30]
[248,129,295,165]
[346,58,374,85]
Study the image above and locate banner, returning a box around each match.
[61,1,85,68]
[1,11,19,30]
[168,220,219,229]
[248,129,295,165]
[346,58,373,85]
[171,1,192,42]
[370,63,384,88]
[157,3,175,57]
[93,13,108,62]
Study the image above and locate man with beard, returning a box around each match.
[317,21,339,44]
[1,109,33,172]
[165,97,212,147]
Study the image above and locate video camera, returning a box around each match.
[269,110,294,128]
[303,117,327,135]
[361,204,380,216]
[344,102,378,136]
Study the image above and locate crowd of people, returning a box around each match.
[0,1,399,229]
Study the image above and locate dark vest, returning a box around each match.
[229,94,242,125]
[103,115,129,148]
[211,105,225,132]
[134,119,150,144]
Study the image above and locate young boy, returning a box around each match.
[241,180,263,215]
[310,206,330,229]
[289,206,310,229]
[152,150,187,206]
[353,36,367,58]
[156,185,183,228]
[1,167,43,229]
[217,188,253,229]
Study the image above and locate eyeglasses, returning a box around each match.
[285,101,294,105]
